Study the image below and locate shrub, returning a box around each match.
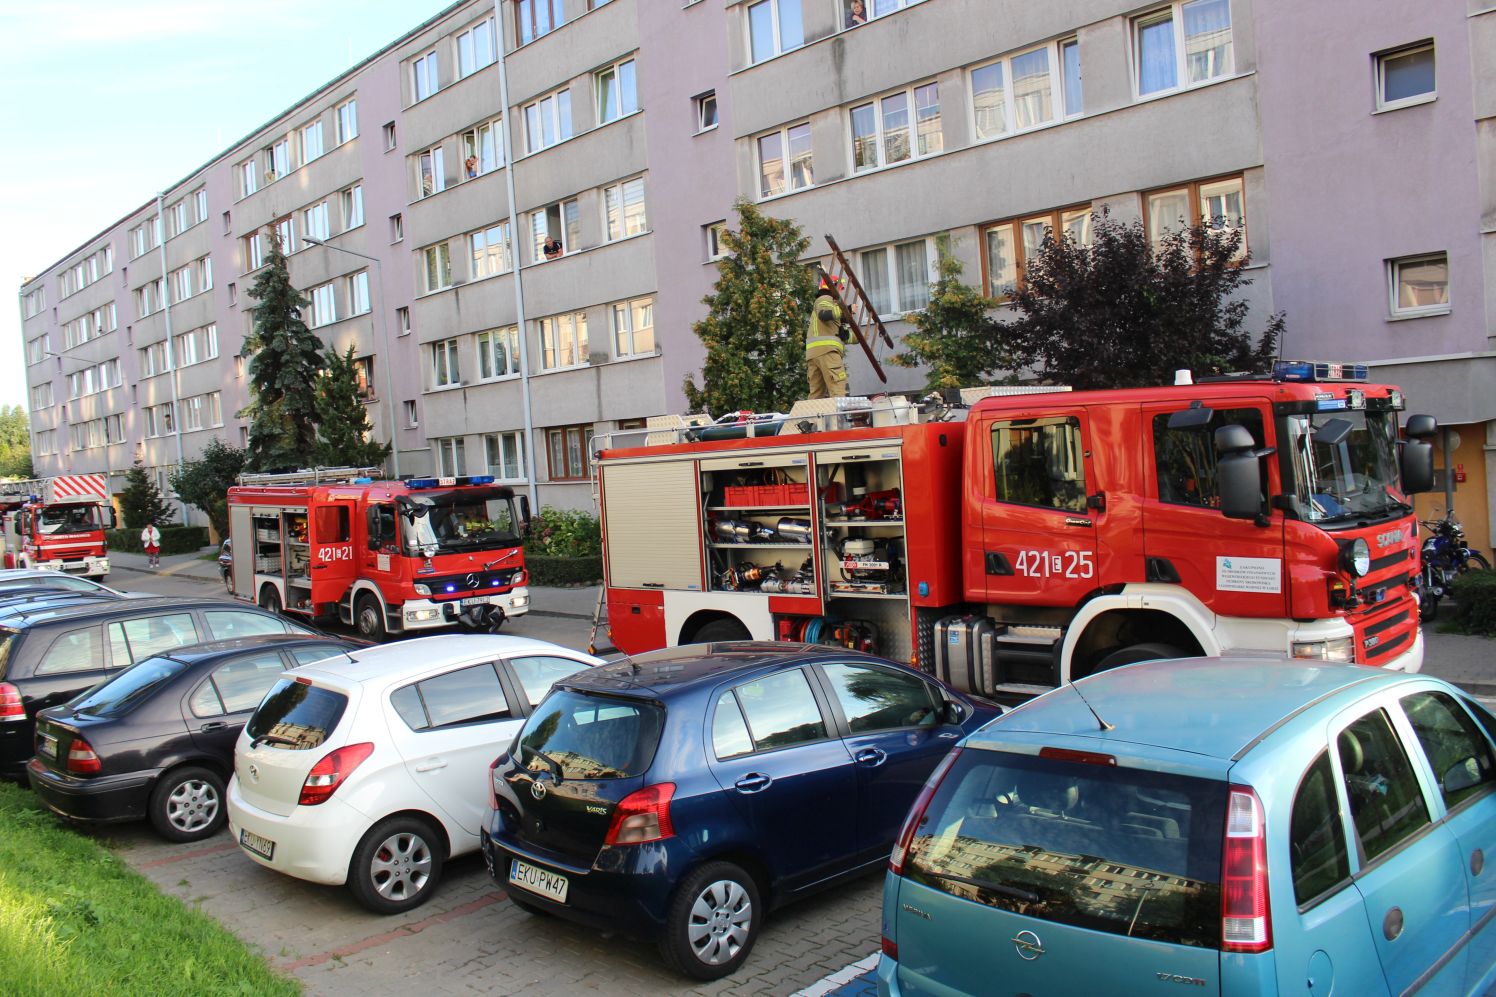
[107,526,210,556]
[525,554,603,587]
[1448,570,1496,637]
[523,508,601,559]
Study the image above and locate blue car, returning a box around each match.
[481,641,999,980]
[879,657,1496,996]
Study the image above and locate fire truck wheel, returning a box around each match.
[355,593,388,641]
[1093,642,1187,674]
[691,618,752,644]
[258,586,283,615]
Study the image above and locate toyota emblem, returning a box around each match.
[530,778,548,801]
[466,572,481,588]
[1012,930,1044,961]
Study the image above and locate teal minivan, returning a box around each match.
[878,657,1496,996]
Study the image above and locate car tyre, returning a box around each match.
[348,816,443,915]
[658,860,760,981]
[1093,642,1187,673]
[355,593,387,642]
[148,765,227,843]
[691,618,752,644]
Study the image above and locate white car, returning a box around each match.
[226,634,603,913]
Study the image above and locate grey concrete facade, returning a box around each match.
[16,0,1496,528]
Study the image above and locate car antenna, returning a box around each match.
[1069,680,1115,732]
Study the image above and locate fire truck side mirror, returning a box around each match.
[1215,425,1266,522]
[1400,439,1434,495]
[517,495,532,534]
[103,507,117,529]
[1404,414,1437,439]
[365,507,383,550]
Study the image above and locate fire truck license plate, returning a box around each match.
[462,596,493,607]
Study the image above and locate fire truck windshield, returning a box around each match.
[401,488,521,554]
[37,504,102,534]
[1283,409,1408,524]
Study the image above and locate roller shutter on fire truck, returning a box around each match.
[601,460,702,590]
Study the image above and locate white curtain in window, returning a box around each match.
[971,63,1007,138]
[1137,15,1177,94]
[1182,0,1232,83]
[896,241,929,312]
[1011,48,1053,129]
[861,248,890,314]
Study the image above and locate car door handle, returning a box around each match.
[415,759,448,772]
[198,722,228,732]
[734,773,772,794]
[855,748,887,767]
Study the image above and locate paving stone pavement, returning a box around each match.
[101,821,881,996]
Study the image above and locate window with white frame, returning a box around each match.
[412,50,439,102]
[1060,39,1082,116]
[696,91,718,131]
[397,306,411,336]
[612,296,655,357]
[23,288,45,318]
[851,82,941,172]
[139,341,171,377]
[404,399,418,427]
[531,199,580,260]
[301,120,324,162]
[273,214,295,254]
[342,184,364,230]
[267,139,290,178]
[1135,0,1233,97]
[145,401,175,437]
[604,177,647,241]
[517,0,563,45]
[842,0,926,27]
[435,437,467,475]
[383,121,397,150]
[352,356,374,398]
[196,255,212,292]
[1376,42,1435,111]
[174,324,218,367]
[1388,253,1449,318]
[309,282,338,328]
[462,119,503,178]
[984,205,1094,298]
[470,222,513,279]
[525,90,573,153]
[169,265,192,303]
[421,242,452,293]
[747,0,803,64]
[457,17,496,78]
[346,271,370,315]
[303,201,330,241]
[596,58,638,125]
[181,392,222,432]
[26,337,46,365]
[336,99,359,143]
[30,383,53,409]
[170,199,189,236]
[238,159,258,197]
[431,337,461,387]
[244,232,265,271]
[860,238,935,315]
[972,39,1083,140]
[478,327,521,379]
[540,312,588,369]
[391,213,404,243]
[484,431,526,481]
[546,424,593,480]
[757,122,813,198]
[419,145,446,197]
[706,221,728,260]
[134,278,164,316]
[35,430,56,455]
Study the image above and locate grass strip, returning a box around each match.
[0,781,298,996]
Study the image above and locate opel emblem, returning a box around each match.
[1012,930,1044,961]
[530,778,548,801]
[248,764,260,783]
[466,572,481,588]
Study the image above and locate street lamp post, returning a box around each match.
[302,237,401,477]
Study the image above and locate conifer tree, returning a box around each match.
[315,346,392,469]
[890,238,1012,390]
[683,199,817,416]
[239,232,325,471]
[119,459,174,530]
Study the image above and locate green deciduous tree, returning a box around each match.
[239,232,325,471]
[169,438,248,540]
[119,460,174,530]
[998,208,1282,389]
[315,346,392,469]
[890,239,1014,391]
[684,199,818,416]
[0,405,33,479]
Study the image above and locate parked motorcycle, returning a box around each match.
[1418,516,1491,621]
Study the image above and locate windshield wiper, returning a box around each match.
[251,733,299,749]
[522,744,564,783]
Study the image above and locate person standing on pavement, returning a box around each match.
[140,523,162,568]
[805,274,851,400]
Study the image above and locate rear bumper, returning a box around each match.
[27,758,154,822]
[226,776,370,886]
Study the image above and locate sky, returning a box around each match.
[0,0,456,411]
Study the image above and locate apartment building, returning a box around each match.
[17,0,1496,546]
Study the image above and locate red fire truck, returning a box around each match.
[593,362,1436,697]
[1,474,116,578]
[227,468,531,640]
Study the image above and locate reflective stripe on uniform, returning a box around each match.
[805,337,844,352]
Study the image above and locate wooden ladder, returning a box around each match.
[821,234,896,384]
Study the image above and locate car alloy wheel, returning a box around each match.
[687,879,753,966]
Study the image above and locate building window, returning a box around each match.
[435,437,467,476]
[470,222,514,278]
[267,139,290,180]
[1135,0,1233,97]
[842,0,924,28]
[30,383,53,409]
[478,326,521,380]
[525,90,573,153]
[383,121,397,150]
[462,119,503,178]
[596,58,639,125]
[546,425,593,480]
[860,238,935,315]
[336,99,359,144]
[244,232,265,271]
[342,184,364,230]
[1376,42,1435,111]
[303,200,330,241]
[195,255,213,292]
[396,306,411,336]
[612,297,655,357]
[972,39,1085,140]
[457,17,496,78]
[603,177,647,241]
[418,145,446,197]
[309,282,338,328]
[540,312,588,370]
[404,399,418,427]
[517,0,564,45]
[983,206,1095,298]
[174,324,218,367]
[273,214,296,254]
[1144,174,1246,257]
[352,356,374,398]
[238,159,258,197]
[696,91,718,131]
[36,430,57,455]
[757,122,813,198]
[301,120,324,163]
[421,242,452,293]
[181,392,223,432]
[170,200,189,236]
[412,50,439,102]
[1388,253,1450,318]
[390,213,404,243]
[747,0,803,65]
[1061,39,1083,116]
[431,337,461,388]
[484,431,526,481]
[706,221,728,260]
[531,199,580,260]
[346,271,370,315]
[851,82,941,172]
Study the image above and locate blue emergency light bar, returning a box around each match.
[1273,360,1369,383]
[403,475,497,490]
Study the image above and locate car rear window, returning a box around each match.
[72,656,190,718]
[905,749,1227,949]
[517,690,663,780]
[246,678,349,750]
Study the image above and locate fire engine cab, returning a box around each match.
[1,474,115,578]
[227,468,531,640]
[594,362,1436,698]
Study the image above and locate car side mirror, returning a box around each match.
[941,699,966,726]
[1442,757,1481,795]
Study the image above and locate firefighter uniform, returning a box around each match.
[805,291,849,399]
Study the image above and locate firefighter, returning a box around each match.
[806,274,851,400]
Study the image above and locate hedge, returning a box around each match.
[106,526,211,556]
[1448,570,1496,637]
[525,554,602,587]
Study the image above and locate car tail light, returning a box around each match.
[890,748,963,876]
[0,682,24,722]
[880,935,898,960]
[488,756,502,811]
[66,737,102,775]
[299,742,374,806]
[1221,786,1272,953]
[604,783,675,845]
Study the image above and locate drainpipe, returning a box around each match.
[495,19,538,513]
[154,193,189,524]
